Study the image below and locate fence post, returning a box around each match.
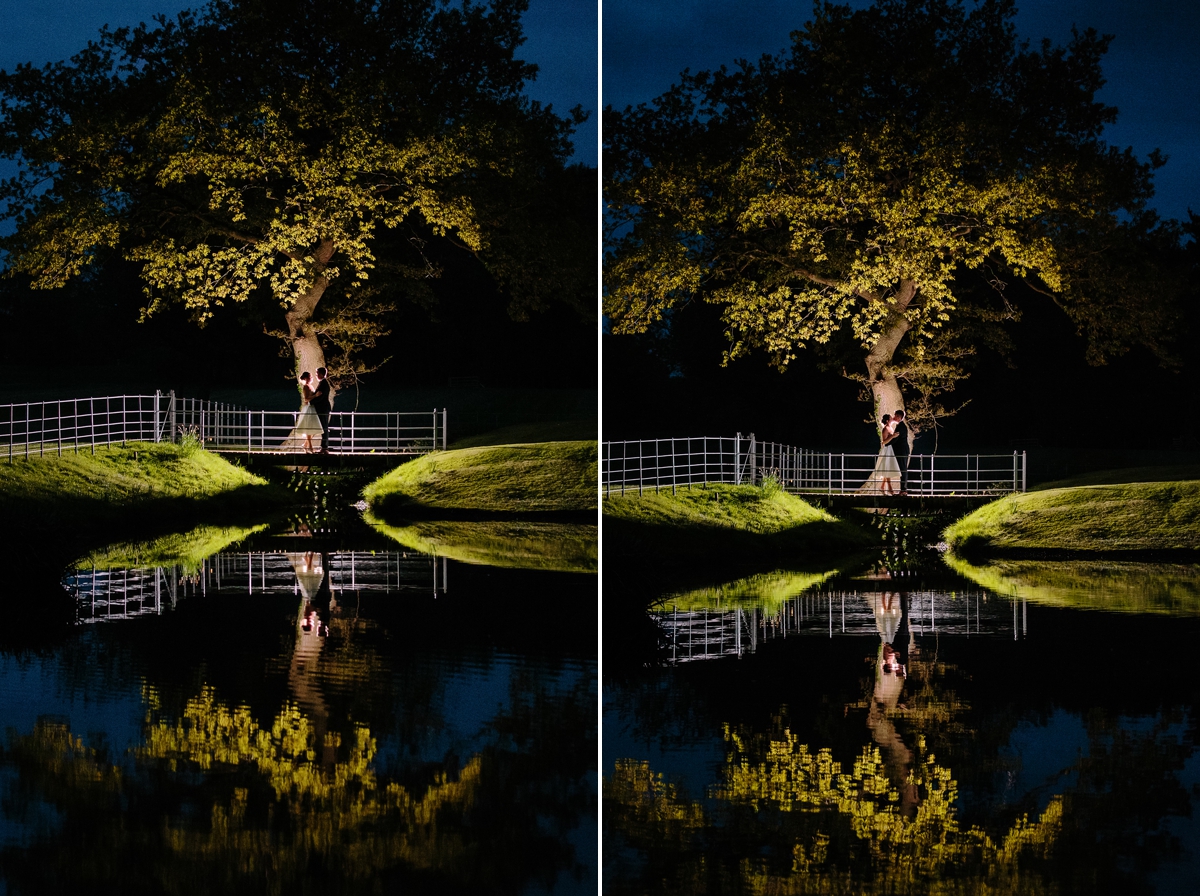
[734,433,742,484]
[154,391,161,443]
[442,409,448,450]
[168,391,176,444]
[749,433,756,485]
[1022,450,1027,492]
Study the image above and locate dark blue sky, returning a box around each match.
[2,0,598,167]
[603,0,1200,222]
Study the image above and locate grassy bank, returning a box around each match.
[363,441,597,516]
[0,442,289,585]
[943,477,1200,557]
[604,482,873,563]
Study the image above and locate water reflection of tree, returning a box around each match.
[605,702,1195,895]
[0,672,595,894]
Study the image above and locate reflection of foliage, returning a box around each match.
[139,686,384,801]
[606,723,1064,895]
[2,676,595,894]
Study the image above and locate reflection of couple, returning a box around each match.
[286,550,337,767]
[861,409,909,496]
[290,550,331,637]
[866,589,918,815]
[285,367,334,454]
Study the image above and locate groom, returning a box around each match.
[312,367,334,454]
[892,409,910,495]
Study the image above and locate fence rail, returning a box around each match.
[62,550,448,623]
[602,433,1026,497]
[1,392,447,458]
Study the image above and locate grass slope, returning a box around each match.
[943,479,1200,556]
[0,442,271,516]
[604,483,873,562]
[363,441,597,515]
[0,443,287,597]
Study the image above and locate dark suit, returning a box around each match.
[892,420,910,493]
[311,378,333,452]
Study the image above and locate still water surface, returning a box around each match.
[605,545,1200,895]
[1,532,597,894]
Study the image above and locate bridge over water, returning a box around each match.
[2,392,447,458]
[603,433,1027,501]
[62,550,448,623]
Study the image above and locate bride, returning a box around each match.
[282,371,324,453]
[860,413,901,495]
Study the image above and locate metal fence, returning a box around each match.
[653,589,1020,663]
[61,550,449,622]
[1,392,448,458]
[602,433,1026,497]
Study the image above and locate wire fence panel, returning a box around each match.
[601,436,749,494]
[62,550,447,622]
[603,434,1026,497]
[1,392,447,458]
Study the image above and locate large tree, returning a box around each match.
[0,0,591,384]
[604,0,1182,439]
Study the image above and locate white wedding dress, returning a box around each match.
[860,443,901,493]
[282,400,324,452]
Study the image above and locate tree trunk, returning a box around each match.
[864,279,917,445]
[284,240,335,388]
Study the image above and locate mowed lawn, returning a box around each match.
[604,482,874,561]
[363,441,597,515]
[944,472,1200,555]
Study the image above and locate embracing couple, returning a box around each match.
[862,408,909,496]
[289,367,334,454]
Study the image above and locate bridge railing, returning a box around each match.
[62,549,448,622]
[602,434,1026,496]
[1,392,447,458]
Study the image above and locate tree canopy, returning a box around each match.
[604,0,1184,432]
[0,0,593,384]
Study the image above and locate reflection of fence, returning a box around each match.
[62,550,449,623]
[654,589,1024,663]
[602,433,1026,496]
[1,392,447,458]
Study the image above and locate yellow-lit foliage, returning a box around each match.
[605,759,707,847]
[604,0,1180,423]
[4,687,492,887]
[606,724,1065,894]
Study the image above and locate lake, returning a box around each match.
[1,520,597,895]
[604,517,1200,895]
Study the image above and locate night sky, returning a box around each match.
[603,0,1200,222]
[2,0,598,167]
